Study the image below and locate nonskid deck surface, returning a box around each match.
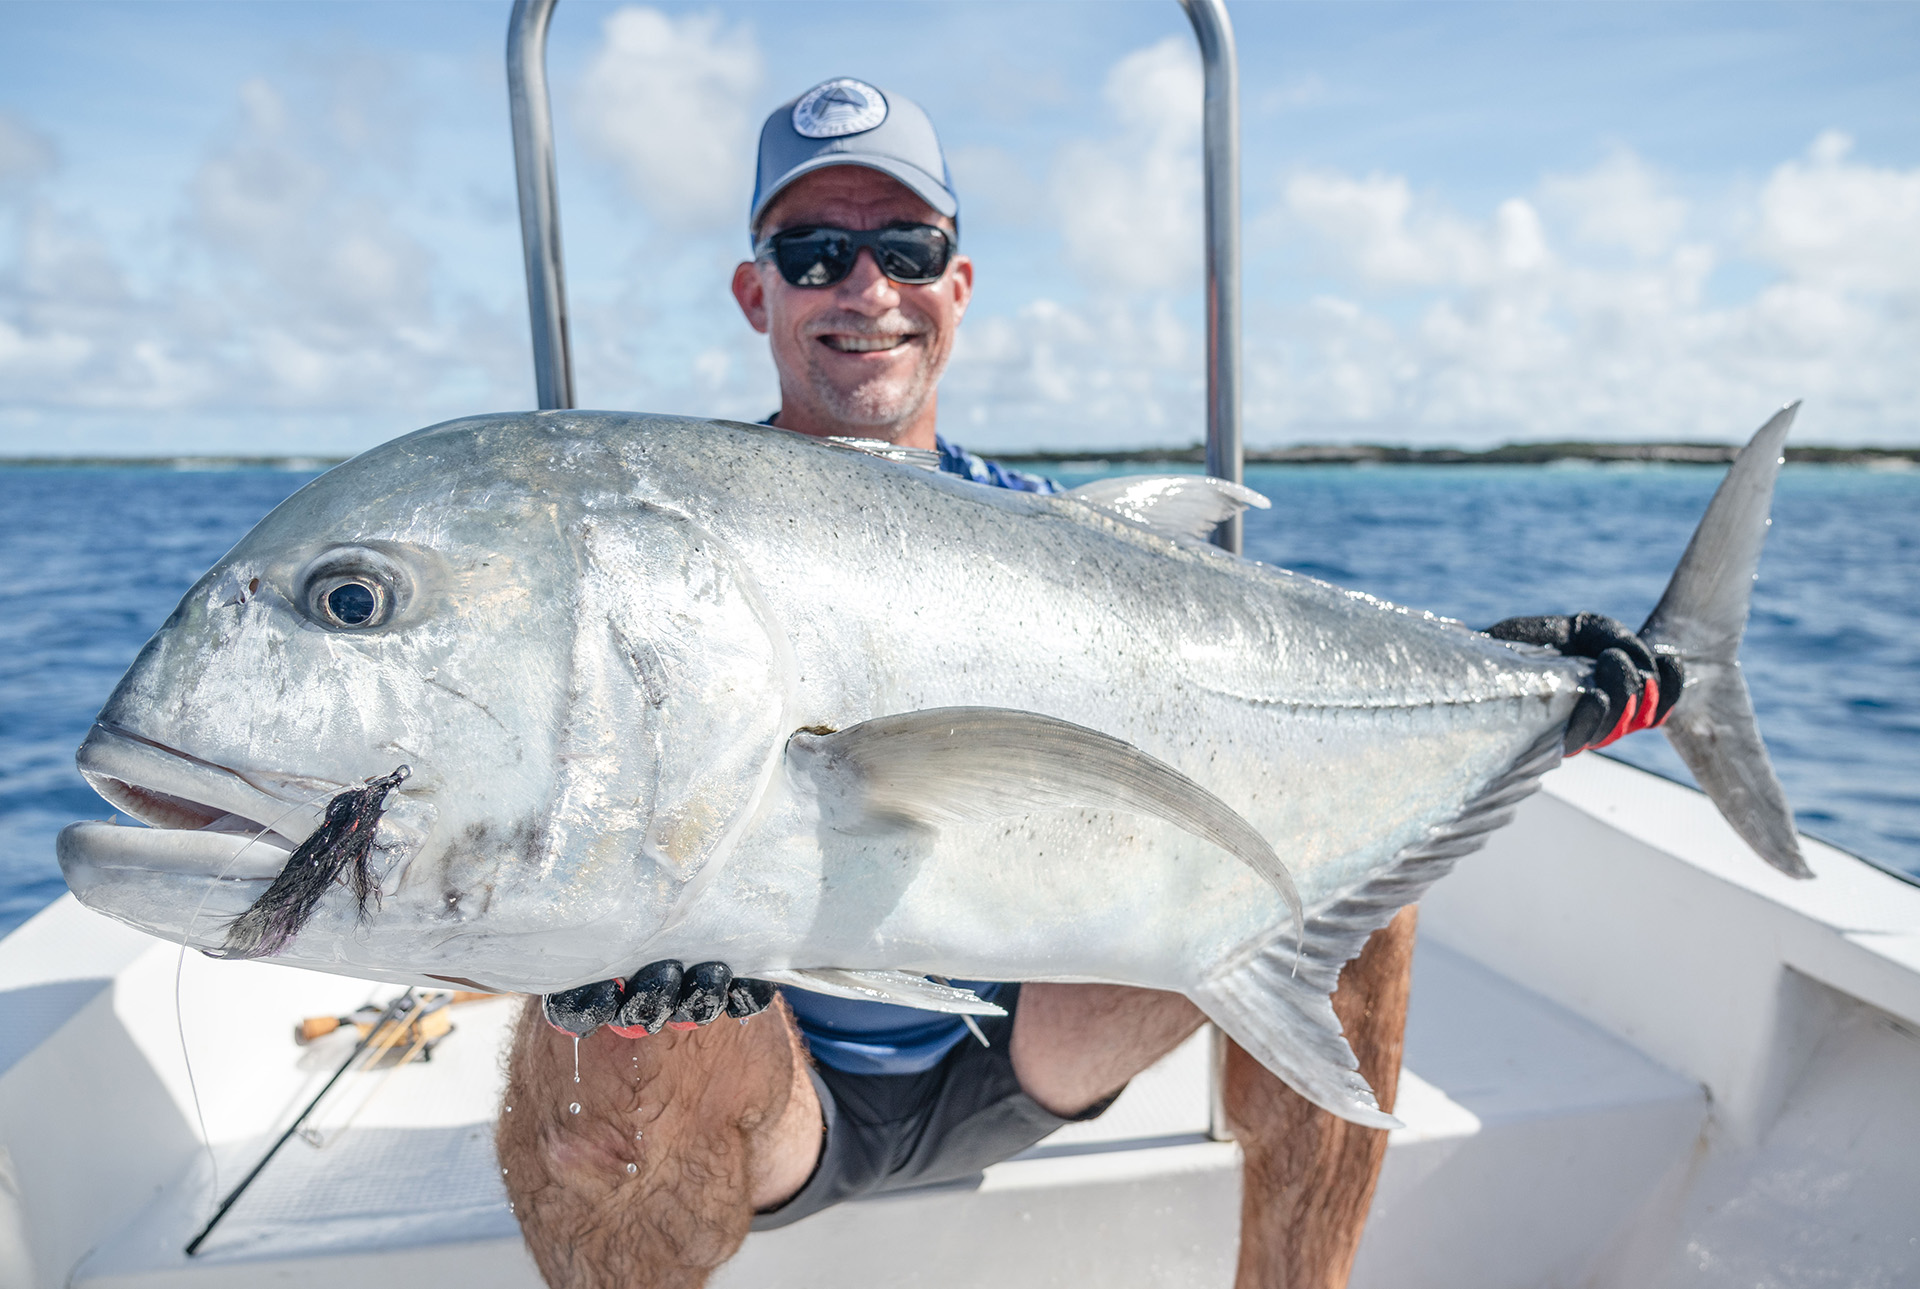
[5,756,1919,1289]
[28,929,1703,1288]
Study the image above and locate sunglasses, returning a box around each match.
[755,224,956,288]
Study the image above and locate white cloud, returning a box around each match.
[1050,35,1203,291]
[1540,148,1688,258]
[1753,131,1920,293]
[1243,138,1920,444]
[931,38,1213,450]
[1286,172,1552,287]
[574,6,763,231]
[943,295,1200,449]
[0,61,523,440]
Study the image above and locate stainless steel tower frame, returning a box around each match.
[1179,0,1243,554]
[508,0,575,411]
[505,1,1243,544]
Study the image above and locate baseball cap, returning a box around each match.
[749,78,959,239]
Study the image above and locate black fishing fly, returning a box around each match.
[213,766,410,960]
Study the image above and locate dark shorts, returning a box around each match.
[751,983,1117,1230]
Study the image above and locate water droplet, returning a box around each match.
[635,1130,644,1141]
[505,1105,512,1113]
[625,1162,638,1175]
[572,1035,581,1083]
[569,1102,581,1114]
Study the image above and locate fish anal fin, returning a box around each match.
[757,968,1005,1015]
[1191,728,1563,1128]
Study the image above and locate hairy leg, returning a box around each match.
[1010,982,1206,1117]
[1227,905,1418,1289]
[497,995,822,1289]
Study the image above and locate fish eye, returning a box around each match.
[323,579,382,627]
[298,546,408,631]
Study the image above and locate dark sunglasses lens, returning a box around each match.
[774,231,855,287]
[874,227,951,283]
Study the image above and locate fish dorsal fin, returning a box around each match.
[755,968,1005,1015]
[1067,475,1271,542]
[786,707,1301,939]
[825,436,942,473]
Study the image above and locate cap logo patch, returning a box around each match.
[792,78,888,139]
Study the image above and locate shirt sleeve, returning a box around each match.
[935,436,1063,494]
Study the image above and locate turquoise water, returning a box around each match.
[1,461,1915,938]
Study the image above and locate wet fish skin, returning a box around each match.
[56,408,1793,1124]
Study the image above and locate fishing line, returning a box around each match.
[172,784,344,1219]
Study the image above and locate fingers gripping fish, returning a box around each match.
[58,405,1806,1127]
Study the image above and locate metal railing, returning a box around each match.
[508,0,575,411]
[1179,0,1243,554]
[503,2,1243,506]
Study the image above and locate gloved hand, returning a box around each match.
[542,960,778,1038]
[1483,612,1683,755]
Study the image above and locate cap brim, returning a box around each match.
[750,155,958,233]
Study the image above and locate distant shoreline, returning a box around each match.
[0,442,1915,470]
[1003,442,1920,468]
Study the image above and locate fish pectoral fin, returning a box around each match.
[786,707,1302,938]
[756,968,1006,1015]
[1066,475,1271,543]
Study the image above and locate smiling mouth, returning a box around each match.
[820,333,914,353]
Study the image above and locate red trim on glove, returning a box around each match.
[1587,676,1665,751]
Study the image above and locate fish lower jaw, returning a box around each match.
[60,818,292,884]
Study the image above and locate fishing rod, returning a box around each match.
[184,988,417,1256]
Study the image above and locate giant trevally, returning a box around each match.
[57,404,1805,1125]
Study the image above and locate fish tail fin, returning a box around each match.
[1638,403,1810,879]
[1191,730,1565,1127]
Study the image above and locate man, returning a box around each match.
[497,78,1673,1289]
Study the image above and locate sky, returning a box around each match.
[0,0,1917,456]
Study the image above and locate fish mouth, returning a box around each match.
[69,723,342,876]
[60,725,434,949]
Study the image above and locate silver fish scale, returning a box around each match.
[58,411,1589,999]
[591,416,1587,989]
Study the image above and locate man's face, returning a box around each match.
[732,166,972,444]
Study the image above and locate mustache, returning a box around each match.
[802,312,926,340]
[210,766,410,960]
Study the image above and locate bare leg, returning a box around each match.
[1010,982,1206,1116]
[1227,906,1418,1289]
[497,995,823,1289]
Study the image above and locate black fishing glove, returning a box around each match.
[1483,613,1682,755]
[542,960,777,1038]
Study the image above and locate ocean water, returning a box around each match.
[1,460,1915,938]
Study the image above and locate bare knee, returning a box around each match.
[497,996,815,1289]
[1010,983,1204,1117]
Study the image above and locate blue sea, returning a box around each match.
[1,460,1915,938]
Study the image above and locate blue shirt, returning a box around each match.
[771,423,1061,1074]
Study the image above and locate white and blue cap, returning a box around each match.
[749,78,958,237]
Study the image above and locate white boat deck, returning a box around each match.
[3,755,1917,1288]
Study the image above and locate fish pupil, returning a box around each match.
[327,582,378,626]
